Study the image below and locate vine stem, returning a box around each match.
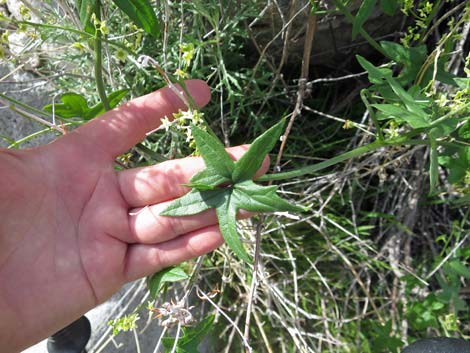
[360,89,384,141]
[244,5,317,351]
[0,96,66,134]
[258,137,429,182]
[94,0,110,111]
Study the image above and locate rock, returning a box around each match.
[21,282,172,353]
[4,0,45,68]
[251,0,405,69]
[0,63,55,148]
[402,337,470,353]
[6,0,42,22]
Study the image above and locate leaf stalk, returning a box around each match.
[94,0,110,111]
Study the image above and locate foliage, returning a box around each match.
[161,315,215,353]
[147,266,189,300]
[161,120,306,263]
[2,0,470,352]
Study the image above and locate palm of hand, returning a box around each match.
[0,80,240,351]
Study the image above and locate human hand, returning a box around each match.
[0,80,268,352]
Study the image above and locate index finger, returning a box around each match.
[71,79,211,158]
[118,146,270,207]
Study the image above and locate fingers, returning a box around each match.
[119,146,270,208]
[70,80,211,158]
[124,225,223,282]
[128,201,252,244]
[128,202,218,244]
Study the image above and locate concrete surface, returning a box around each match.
[22,281,170,353]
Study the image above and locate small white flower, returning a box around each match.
[185,127,193,143]
[160,116,172,131]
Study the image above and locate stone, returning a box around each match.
[0,63,56,148]
[402,337,470,353]
[251,0,405,68]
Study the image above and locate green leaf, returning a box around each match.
[232,119,286,182]
[162,315,215,353]
[356,55,392,84]
[161,120,306,264]
[192,125,235,179]
[352,0,377,39]
[362,54,431,114]
[178,315,215,345]
[187,169,230,190]
[431,118,459,138]
[384,77,429,119]
[454,77,470,90]
[438,146,470,184]
[216,191,251,263]
[380,0,399,15]
[371,104,430,128]
[111,0,160,37]
[75,0,96,34]
[458,122,470,139]
[85,89,129,119]
[147,266,188,299]
[43,89,129,120]
[160,189,227,216]
[380,41,427,67]
[43,93,89,118]
[448,260,470,279]
[234,180,307,213]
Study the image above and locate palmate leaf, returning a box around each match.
[191,125,235,179]
[232,119,286,182]
[216,191,251,263]
[187,168,230,190]
[233,180,307,213]
[161,119,305,263]
[160,189,227,216]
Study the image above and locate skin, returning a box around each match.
[0,80,268,352]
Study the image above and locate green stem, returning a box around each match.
[7,17,90,37]
[8,127,67,149]
[258,137,428,181]
[332,0,387,57]
[361,89,384,141]
[7,17,132,53]
[94,1,110,111]
[177,79,198,111]
[135,143,167,163]
[430,101,470,128]
[0,93,52,118]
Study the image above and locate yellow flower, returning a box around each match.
[115,48,127,62]
[1,31,9,44]
[19,4,31,20]
[342,119,354,129]
[71,42,86,51]
[179,43,196,68]
[174,68,188,79]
